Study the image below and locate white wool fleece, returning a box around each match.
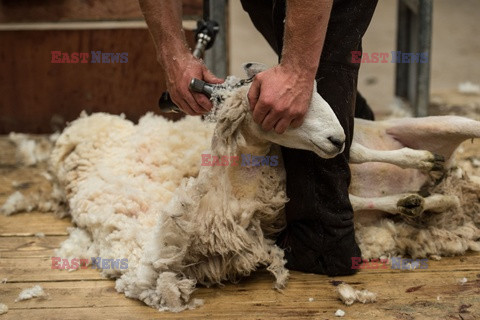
[52,107,289,312]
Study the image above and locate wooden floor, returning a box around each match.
[1,138,480,319]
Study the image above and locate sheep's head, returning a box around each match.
[211,63,345,159]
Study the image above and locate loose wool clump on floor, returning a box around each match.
[15,285,47,302]
[336,283,377,305]
[0,303,8,315]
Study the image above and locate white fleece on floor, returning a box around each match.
[15,285,47,302]
[336,283,377,306]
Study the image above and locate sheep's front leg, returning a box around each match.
[350,142,444,172]
[350,193,459,218]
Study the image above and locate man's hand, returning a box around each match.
[138,0,223,116]
[247,65,313,134]
[246,0,333,134]
[164,54,223,116]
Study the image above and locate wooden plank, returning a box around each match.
[0,166,55,204]
[0,0,202,23]
[0,257,105,282]
[1,233,479,287]
[0,20,198,31]
[2,231,479,270]
[1,222,479,283]
[0,235,103,282]
[0,137,16,166]
[0,213,71,237]
[0,21,150,31]
[2,249,479,287]
[0,305,344,320]
[0,236,70,257]
[2,281,141,309]
[0,233,99,282]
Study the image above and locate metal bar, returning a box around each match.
[395,0,410,99]
[204,0,228,78]
[415,0,433,117]
[403,0,420,14]
[203,0,210,21]
[395,0,433,116]
[407,10,419,113]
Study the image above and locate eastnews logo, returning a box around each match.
[51,51,128,63]
[351,51,428,64]
[351,257,428,270]
[51,257,128,270]
[201,154,279,167]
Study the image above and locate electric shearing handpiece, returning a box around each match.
[158,79,218,114]
[158,18,219,113]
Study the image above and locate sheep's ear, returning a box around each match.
[242,62,268,78]
[313,79,317,87]
[312,79,318,95]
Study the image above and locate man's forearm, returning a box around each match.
[281,0,333,80]
[138,0,222,115]
[139,0,190,66]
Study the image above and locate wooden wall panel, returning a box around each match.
[0,0,202,22]
[0,0,204,133]
[0,28,194,133]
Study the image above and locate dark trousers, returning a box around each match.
[241,0,378,276]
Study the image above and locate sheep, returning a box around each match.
[6,62,479,312]
[49,63,347,311]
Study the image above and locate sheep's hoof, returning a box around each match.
[426,153,446,183]
[397,194,425,217]
[430,154,445,172]
[418,153,445,172]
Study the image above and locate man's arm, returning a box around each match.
[247,0,333,133]
[139,0,222,115]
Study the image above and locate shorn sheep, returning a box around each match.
[49,63,346,311]
[3,63,480,312]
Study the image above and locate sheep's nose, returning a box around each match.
[328,136,345,150]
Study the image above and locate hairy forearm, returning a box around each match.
[281,0,333,80]
[139,0,222,115]
[139,0,190,67]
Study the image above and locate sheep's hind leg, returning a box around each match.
[350,142,445,172]
[350,193,459,218]
[351,193,424,218]
[422,194,460,213]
